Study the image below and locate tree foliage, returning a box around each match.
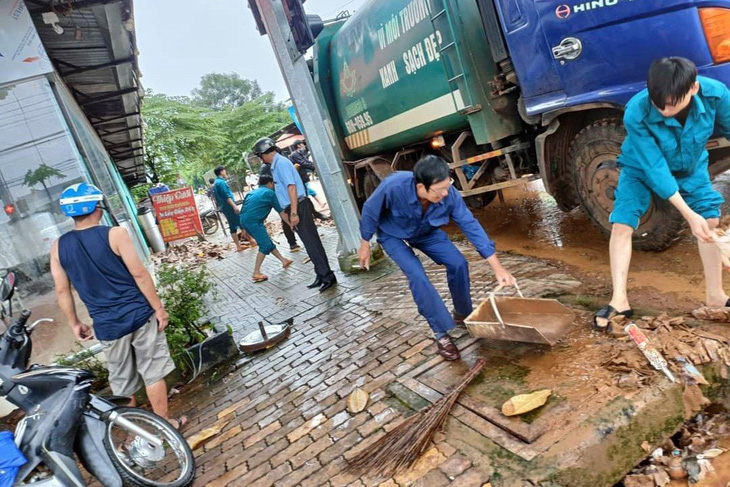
[142,93,227,185]
[23,163,67,201]
[191,73,264,111]
[142,75,288,187]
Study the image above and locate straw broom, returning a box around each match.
[346,358,486,479]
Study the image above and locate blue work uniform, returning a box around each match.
[270,153,306,208]
[360,172,496,334]
[269,153,334,282]
[239,187,284,255]
[213,176,241,233]
[611,76,730,229]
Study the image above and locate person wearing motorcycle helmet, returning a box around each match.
[254,137,337,292]
[50,183,186,430]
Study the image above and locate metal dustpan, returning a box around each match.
[464,283,574,346]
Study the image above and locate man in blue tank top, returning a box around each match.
[50,183,186,429]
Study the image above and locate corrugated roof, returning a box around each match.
[27,0,145,186]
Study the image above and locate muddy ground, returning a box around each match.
[448,174,730,316]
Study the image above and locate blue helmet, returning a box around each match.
[59,183,104,217]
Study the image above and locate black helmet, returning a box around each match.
[253,137,277,155]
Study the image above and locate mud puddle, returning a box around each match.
[446,174,730,313]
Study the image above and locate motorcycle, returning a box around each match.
[199,209,219,236]
[0,272,195,486]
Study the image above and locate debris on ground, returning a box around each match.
[623,411,729,486]
[347,388,369,414]
[151,240,231,267]
[186,420,230,450]
[604,314,730,390]
[501,389,551,417]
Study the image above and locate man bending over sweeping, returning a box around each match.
[595,57,730,330]
[358,155,516,360]
[239,174,294,282]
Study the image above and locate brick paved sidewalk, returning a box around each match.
[166,228,583,487]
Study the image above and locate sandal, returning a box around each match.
[170,415,188,431]
[593,305,634,331]
[251,274,268,283]
[282,259,293,269]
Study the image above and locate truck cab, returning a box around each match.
[492,0,730,250]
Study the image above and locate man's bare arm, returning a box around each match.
[50,240,92,340]
[110,227,170,330]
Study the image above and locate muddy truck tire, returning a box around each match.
[570,119,685,252]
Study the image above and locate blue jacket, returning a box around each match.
[212,177,235,215]
[360,172,495,258]
[618,76,730,200]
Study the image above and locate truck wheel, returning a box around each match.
[464,191,497,210]
[570,119,685,252]
[363,170,381,199]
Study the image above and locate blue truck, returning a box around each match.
[295,0,730,250]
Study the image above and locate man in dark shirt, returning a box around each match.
[51,183,185,429]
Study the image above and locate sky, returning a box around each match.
[135,0,369,102]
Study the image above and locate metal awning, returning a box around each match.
[27,0,145,186]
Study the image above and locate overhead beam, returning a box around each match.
[105,137,143,149]
[28,0,122,14]
[80,87,139,107]
[60,56,135,77]
[99,125,142,137]
[90,111,141,126]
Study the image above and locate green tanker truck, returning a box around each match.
[306,0,730,251]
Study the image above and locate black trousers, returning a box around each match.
[281,215,297,247]
[286,198,334,282]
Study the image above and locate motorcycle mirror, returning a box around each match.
[0,271,16,302]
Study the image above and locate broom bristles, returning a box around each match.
[346,358,487,479]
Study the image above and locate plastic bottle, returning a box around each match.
[667,449,687,480]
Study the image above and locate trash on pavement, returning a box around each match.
[501,389,552,417]
[346,388,369,414]
[625,323,675,382]
[186,420,230,450]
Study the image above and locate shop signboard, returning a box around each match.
[0,0,53,86]
[150,187,203,242]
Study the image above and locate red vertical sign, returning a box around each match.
[150,187,203,242]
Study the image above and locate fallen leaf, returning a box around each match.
[641,441,651,453]
[501,389,551,417]
[698,448,726,459]
[347,388,369,414]
[682,384,710,420]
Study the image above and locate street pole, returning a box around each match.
[253,0,367,272]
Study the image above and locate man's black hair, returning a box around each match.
[208,178,215,184]
[214,166,226,177]
[292,139,305,149]
[647,57,698,110]
[259,174,274,186]
[413,155,450,191]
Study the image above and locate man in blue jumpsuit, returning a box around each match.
[213,165,251,252]
[239,174,294,282]
[595,57,730,329]
[358,156,516,360]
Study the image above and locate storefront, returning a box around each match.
[0,0,147,365]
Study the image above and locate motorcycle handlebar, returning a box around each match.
[9,309,31,334]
